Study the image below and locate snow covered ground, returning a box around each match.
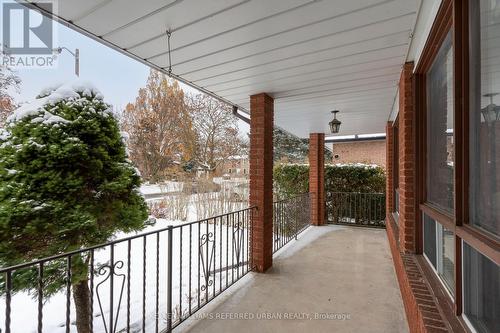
[139,182,184,202]
[140,182,183,196]
[0,211,252,333]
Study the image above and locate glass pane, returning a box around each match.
[426,31,454,213]
[463,243,500,333]
[423,214,455,295]
[469,0,500,237]
[438,225,454,294]
[423,214,436,268]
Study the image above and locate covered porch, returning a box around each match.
[6,1,497,333]
[7,2,416,333]
[184,225,407,333]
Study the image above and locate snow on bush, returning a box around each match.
[0,80,148,333]
[7,81,107,123]
[332,162,380,169]
[0,78,148,251]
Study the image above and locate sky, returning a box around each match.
[3,0,149,109]
[1,0,250,133]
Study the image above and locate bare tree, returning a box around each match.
[187,94,244,175]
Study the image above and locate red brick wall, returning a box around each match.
[387,219,451,333]
[385,62,466,333]
[249,93,274,273]
[331,140,386,168]
[386,122,395,217]
[398,62,416,254]
[309,133,325,226]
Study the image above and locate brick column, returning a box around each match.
[309,133,325,226]
[386,121,394,218]
[249,93,274,273]
[398,62,416,254]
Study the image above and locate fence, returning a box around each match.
[326,192,386,227]
[0,207,256,333]
[273,193,311,253]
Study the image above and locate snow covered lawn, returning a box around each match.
[140,182,183,197]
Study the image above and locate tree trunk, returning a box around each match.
[73,279,91,333]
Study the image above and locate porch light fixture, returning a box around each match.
[329,110,341,134]
[481,93,500,123]
[52,47,79,77]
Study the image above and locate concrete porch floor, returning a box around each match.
[183,225,408,333]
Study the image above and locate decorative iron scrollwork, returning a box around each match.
[95,261,126,333]
[199,232,214,291]
[233,221,244,268]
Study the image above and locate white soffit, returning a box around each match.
[407,0,442,69]
[25,0,419,138]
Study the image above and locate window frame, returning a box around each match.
[414,0,500,324]
[454,0,500,263]
[424,29,455,215]
[461,239,499,333]
[466,0,500,242]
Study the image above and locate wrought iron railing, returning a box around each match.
[326,192,386,227]
[0,207,256,333]
[273,193,311,253]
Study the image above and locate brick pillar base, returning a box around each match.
[249,93,273,273]
[309,133,325,226]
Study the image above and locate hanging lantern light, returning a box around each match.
[481,93,500,123]
[329,110,341,134]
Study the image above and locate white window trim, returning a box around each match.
[461,239,479,333]
[462,314,479,333]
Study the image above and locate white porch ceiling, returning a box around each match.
[27,0,419,138]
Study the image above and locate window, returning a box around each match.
[421,25,455,299]
[463,242,499,333]
[469,0,500,238]
[462,2,500,332]
[422,214,454,295]
[426,31,454,213]
[413,1,500,331]
[437,223,454,294]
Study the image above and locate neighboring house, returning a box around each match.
[217,155,249,176]
[331,140,386,168]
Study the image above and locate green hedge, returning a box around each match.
[273,164,309,199]
[324,163,386,193]
[273,163,386,199]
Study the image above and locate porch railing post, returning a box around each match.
[249,93,274,273]
[295,198,298,240]
[309,133,325,226]
[166,225,173,332]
